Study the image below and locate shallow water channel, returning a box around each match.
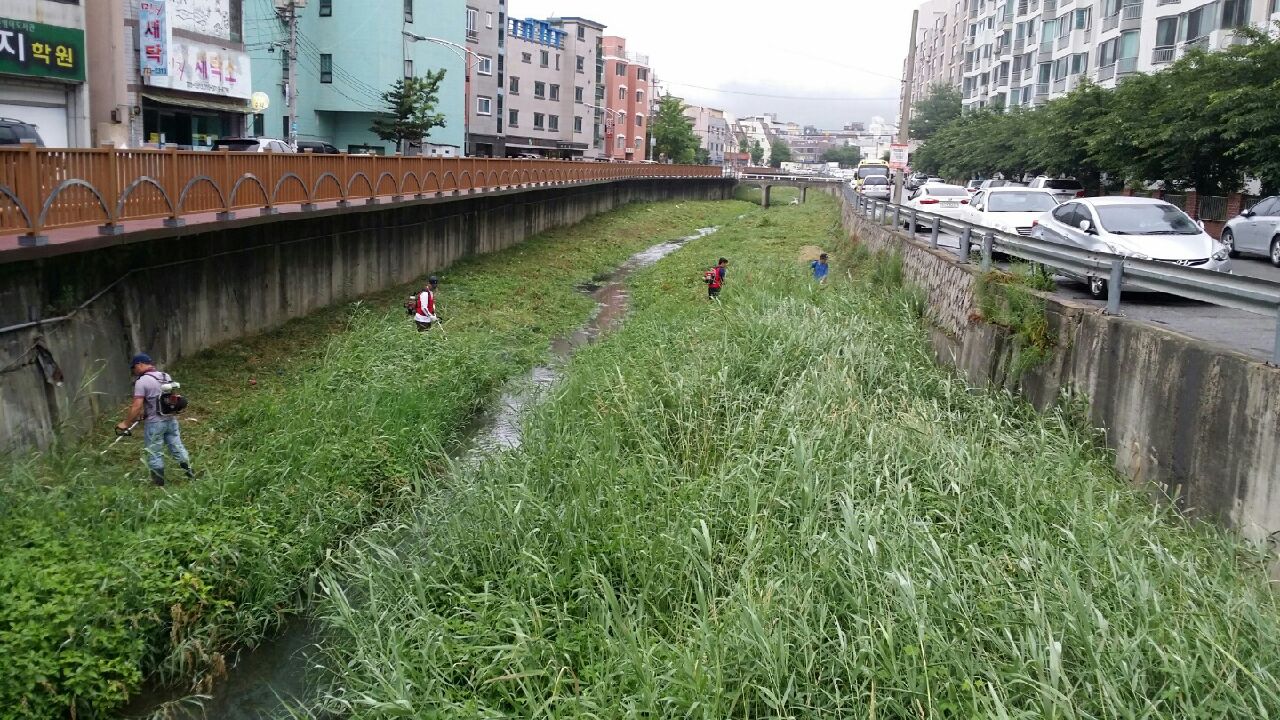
[123,227,718,720]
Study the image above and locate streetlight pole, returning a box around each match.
[403,32,481,156]
[894,8,919,205]
[286,0,299,148]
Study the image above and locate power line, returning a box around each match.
[661,80,900,102]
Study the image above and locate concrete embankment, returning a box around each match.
[0,178,734,451]
[840,197,1280,552]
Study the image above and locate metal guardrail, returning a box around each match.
[844,188,1280,364]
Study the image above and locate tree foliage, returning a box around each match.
[370,71,448,149]
[750,140,765,165]
[913,30,1280,194]
[652,96,700,164]
[909,84,963,142]
[768,138,793,168]
[821,145,863,168]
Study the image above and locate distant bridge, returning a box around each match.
[735,173,847,208]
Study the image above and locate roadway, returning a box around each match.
[927,228,1280,362]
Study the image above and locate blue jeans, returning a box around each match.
[143,418,190,472]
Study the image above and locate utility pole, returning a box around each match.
[894,8,919,205]
[286,0,299,148]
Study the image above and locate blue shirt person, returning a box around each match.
[811,253,830,283]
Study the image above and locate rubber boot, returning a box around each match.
[180,462,195,480]
[150,469,166,487]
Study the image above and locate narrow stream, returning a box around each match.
[122,227,718,720]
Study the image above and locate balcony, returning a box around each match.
[1040,39,1054,53]
[1117,56,1138,75]
[1152,46,1176,64]
[1102,13,1119,32]
[1182,35,1210,53]
[1097,63,1116,81]
[1053,77,1067,93]
[1057,34,1069,50]
[1036,82,1050,96]
[996,72,1011,88]
[1014,35,1026,51]
[1017,0,1029,15]
[1120,3,1143,30]
[1043,0,1057,12]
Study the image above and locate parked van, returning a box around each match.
[854,160,890,188]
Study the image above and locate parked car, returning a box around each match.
[964,179,983,194]
[978,178,1025,191]
[212,137,295,153]
[296,140,340,154]
[1221,196,1280,267]
[1031,197,1231,297]
[1029,176,1086,203]
[925,176,945,185]
[0,117,45,146]
[858,174,892,200]
[961,188,1060,236]
[904,183,970,225]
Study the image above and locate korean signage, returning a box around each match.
[139,1,171,77]
[170,0,233,40]
[889,143,910,171]
[0,17,86,83]
[145,39,251,100]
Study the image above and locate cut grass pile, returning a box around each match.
[310,194,1280,718]
[0,199,754,718]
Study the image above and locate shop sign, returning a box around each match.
[889,143,909,170]
[139,1,171,77]
[145,39,251,100]
[0,17,86,83]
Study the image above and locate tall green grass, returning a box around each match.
[0,199,754,718]
[308,195,1280,718]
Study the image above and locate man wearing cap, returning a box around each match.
[116,353,194,486]
[413,276,439,331]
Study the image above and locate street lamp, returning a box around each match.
[583,103,629,160]
[402,31,486,156]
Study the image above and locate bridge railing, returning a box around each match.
[0,145,723,243]
[846,188,1280,365]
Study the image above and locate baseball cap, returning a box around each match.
[130,353,153,366]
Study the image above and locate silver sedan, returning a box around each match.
[1221,196,1280,267]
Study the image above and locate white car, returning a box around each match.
[1031,197,1231,297]
[1221,195,1280,267]
[212,137,295,153]
[904,183,970,224]
[962,188,1060,237]
[857,175,892,200]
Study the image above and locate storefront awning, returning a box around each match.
[141,92,252,114]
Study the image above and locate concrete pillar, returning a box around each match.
[801,186,808,204]
[762,185,771,208]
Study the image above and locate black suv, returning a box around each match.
[296,141,340,154]
[0,118,45,146]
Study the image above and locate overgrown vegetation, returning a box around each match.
[976,269,1056,377]
[913,27,1280,194]
[308,194,1280,717]
[0,199,754,718]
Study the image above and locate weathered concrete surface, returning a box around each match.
[842,200,1280,549]
[0,178,735,451]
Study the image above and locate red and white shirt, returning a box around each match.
[414,290,436,323]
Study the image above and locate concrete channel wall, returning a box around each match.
[840,197,1280,551]
[0,178,735,451]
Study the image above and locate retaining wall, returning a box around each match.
[0,178,735,451]
[841,199,1280,550]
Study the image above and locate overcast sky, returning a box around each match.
[512,0,917,129]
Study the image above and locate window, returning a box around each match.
[615,63,627,76]
[1221,0,1250,30]
[320,54,332,83]
[534,113,545,129]
[616,135,625,149]
[534,81,546,98]
[478,56,493,75]
[549,84,560,101]
[635,89,643,103]
[555,54,561,70]
[466,7,477,33]
[574,116,583,133]
[618,85,627,100]
[549,115,559,131]
[522,52,531,63]
[404,0,413,23]
[510,76,520,93]
[486,11,493,28]
[1098,38,1117,67]
[477,96,492,115]
[540,50,549,67]
[1073,7,1091,30]
[635,114,643,127]
[577,25,585,40]
[404,59,413,78]
[1119,30,1139,60]
[574,86,583,102]
[1155,17,1178,47]
[576,55,585,73]
[637,68,647,81]
[319,0,332,16]
[509,109,519,127]
[1070,52,1088,75]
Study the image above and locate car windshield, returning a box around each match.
[864,176,889,186]
[925,187,968,197]
[1043,179,1083,190]
[858,167,888,179]
[988,192,1058,212]
[1096,203,1201,235]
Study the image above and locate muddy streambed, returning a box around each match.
[123,227,718,719]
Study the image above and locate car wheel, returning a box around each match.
[1222,229,1240,259]
[1272,237,1280,268]
[1088,276,1107,299]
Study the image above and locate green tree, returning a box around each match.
[820,146,863,167]
[909,84,963,142]
[881,150,891,163]
[694,147,711,165]
[769,138,793,168]
[651,95,700,164]
[738,137,750,154]
[370,71,448,152]
[750,140,765,165]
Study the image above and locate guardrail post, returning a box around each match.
[163,147,185,228]
[908,209,918,239]
[17,141,46,246]
[99,144,124,235]
[1106,259,1124,315]
[892,204,900,229]
[1273,306,1280,366]
[980,232,994,272]
[958,227,972,263]
[930,216,941,249]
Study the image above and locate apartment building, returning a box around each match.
[602,36,653,160]
[1,0,89,147]
[504,16,605,158]
[683,104,730,166]
[955,0,1273,113]
[466,0,506,157]
[907,0,968,105]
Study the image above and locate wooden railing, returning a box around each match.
[0,145,724,240]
